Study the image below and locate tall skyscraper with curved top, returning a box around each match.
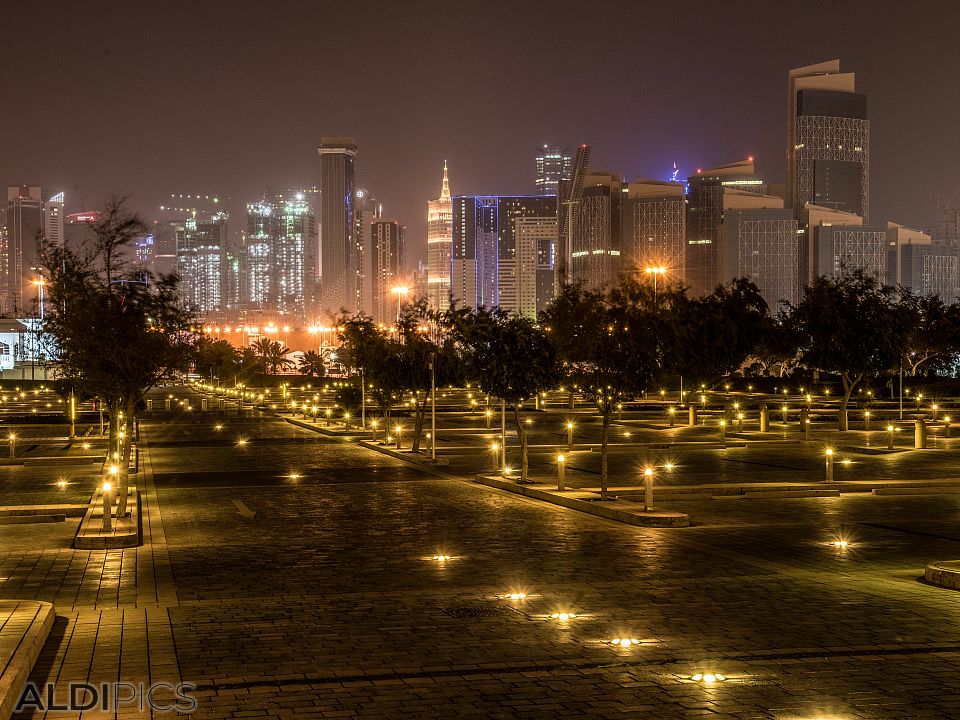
[426,161,452,310]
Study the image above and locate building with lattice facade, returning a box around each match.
[788,60,869,221]
[623,180,686,285]
[813,225,887,281]
[721,208,799,310]
[569,173,622,292]
[685,160,767,296]
[887,221,958,300]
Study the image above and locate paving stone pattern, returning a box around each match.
[3,405,960,717]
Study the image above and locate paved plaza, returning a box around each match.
[2,391,960,717]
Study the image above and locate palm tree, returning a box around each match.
[251,338,293,375]
[298,350,326,379]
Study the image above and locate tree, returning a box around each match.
[665,277,769,385]
[194,337,240,383]
[898,290,960,376]
[251,338,293,375]
[542,279,659,497]
[450,309,559,481]
[338,317,405,426]
[297,350,327,379]
[743,313,801,378]
[789,270,908,430]
[43,197,196,516]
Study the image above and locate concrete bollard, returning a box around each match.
[146,399,153,412]
[557,453,566,491]
[759,406,769,432]
[201,398,208,411]
[566,422,574,451]
[219,399,225,412]
[915,418,927,449]
[945,418,952,438]
[688,405,697,426]
[887,425,895,450]
[102,483,113,532]
[825,449,834,482]
[165,398,171,411]
[719,419,727,442]
[800,408,810,440]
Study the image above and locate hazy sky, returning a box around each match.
[3,0,958,261]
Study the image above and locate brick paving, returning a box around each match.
[3,404,960,717]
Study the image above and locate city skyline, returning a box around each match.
[1,2,958,269]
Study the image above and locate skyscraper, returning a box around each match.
[788,60,869,220]
[451,195,555,311]
[4,185,43,315]
[535,146,572,196]
[685,160,768,296]
[426,162,452,311]
[177,213,228,315]
[513,216,557,318]
[354,188,382,317]
[370,220,405,324]
[43,192,64,249]
[317,137,357,316]
[623,179,686,283]
[570,172,624,292]
[720,207,799,309]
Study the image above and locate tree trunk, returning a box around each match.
[412,391,427,452]
[600,406,611,499]
[512,405,529,482]
[116,405,135,517]
[839,372,860,432]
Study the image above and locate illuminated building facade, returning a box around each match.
[354,188,382,317]
[788,60,869,220]
[426,162,452,311]
[451,195,555,311]
[370,220,405,324]
[3,185,59,315]
[511,216,557,318]
[177,213,228,314]
[535,146,572,195]
[623,179,686,283]
[317,137,357,316]
[241,192,316,317]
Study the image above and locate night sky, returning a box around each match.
[3,0,958,260]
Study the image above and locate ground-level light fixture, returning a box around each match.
[550,612,577,621]
[690,673,726,683]
[609,638,640,647]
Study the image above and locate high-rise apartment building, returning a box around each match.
[370,220,405,324]
[4,186,44,315]
[426,162,453,311]
[685,160,768,296]
[512,216,557,318]
[317,137,357,316]
[535,146,572,196]
[887,222,957,299]
[354,188,382,317]
[177,213,228,315]
[812,225,888,282]
[788,60,869,220]
[451,195,555,311]
[43,192,64,248]
[241,192,316,317]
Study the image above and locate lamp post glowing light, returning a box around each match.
[643,466,654,511]
[566,421,574,450]
[557,453,566,491]
[644,265,667,301]
[825,448,834,482]
[392,286,409,321]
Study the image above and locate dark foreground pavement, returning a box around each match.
[3,413,960,718]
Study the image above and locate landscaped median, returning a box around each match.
[474,474,691,527]
[0,600,55,720]
[73,483,141,550]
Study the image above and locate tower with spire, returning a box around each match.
[426,161,453,311]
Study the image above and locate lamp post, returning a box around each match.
[825,448,834,482]
[490,442,500,472]
[392,286,409,322]
[643,266,667,304]
[566,421,574,451]
[429,353,436,461]
[557,453,566,491]
[33,276,45,319]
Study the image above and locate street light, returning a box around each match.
[556,453,566,491]
[643,466,654,511]
[392,286,409,322]
[824,448,834,482]
[33,276,45,320]
[643,265,667,302]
